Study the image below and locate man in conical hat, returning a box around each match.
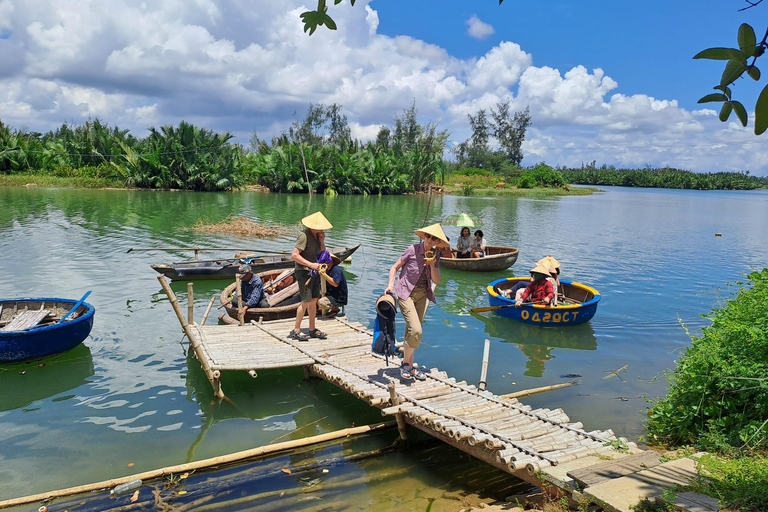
[384,223,449,381]
[288,211,333,341]
[515,262,554,306]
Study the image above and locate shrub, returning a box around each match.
[515,163,565,188]
[646,269,768,452]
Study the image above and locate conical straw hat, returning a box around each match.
[414,223,449,246]
[301,211,333,230]
[530,262,552,277]
[537,255,561,273]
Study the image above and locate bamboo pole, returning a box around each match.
[188,282,194,325]
[127,246,290,255]
[235,273,244,326]
[478,338,490,391]
[200,295,216,326]
[500,381,577,399]
[388,382,408,441]
[0,421,396,509]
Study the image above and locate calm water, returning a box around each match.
[0,186,766,505]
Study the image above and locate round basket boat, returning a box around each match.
[486,277,600,326]
[219,269,301,323]
[0,298,95,362]
[441,246,519,272]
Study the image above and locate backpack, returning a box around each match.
[372,293,397,364]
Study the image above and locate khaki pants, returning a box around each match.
[397,286,429,349]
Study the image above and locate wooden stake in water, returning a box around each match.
[187,282,194,325]
[478,338,490,391]
[236,273,244,326]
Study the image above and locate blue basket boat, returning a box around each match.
[486,277,600,326]
[0,297,95,362]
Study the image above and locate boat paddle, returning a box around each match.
[58,291,92,323]
[471,300,546,313]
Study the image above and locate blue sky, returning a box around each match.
[1,0,767,174]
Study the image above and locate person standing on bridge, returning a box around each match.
[385,223,449,381]
[289,211,332,341]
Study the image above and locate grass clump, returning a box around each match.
[191,215,296,238]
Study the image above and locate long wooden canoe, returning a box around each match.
[152,244,361,281]
[440,246,519,272]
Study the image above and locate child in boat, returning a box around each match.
[317,252,348,319]
[515,263,554,306]
[470,230,487,258]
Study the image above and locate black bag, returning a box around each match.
[372,293,397,364]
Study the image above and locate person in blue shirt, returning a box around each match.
[234,264,270,316]
[317,252,347,319]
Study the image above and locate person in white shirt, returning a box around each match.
[470,230,487,258]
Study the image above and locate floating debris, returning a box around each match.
[191,216,295,238]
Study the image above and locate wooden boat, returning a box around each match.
[486,277,600,326]
[151,244,361,281]
[219,269,302,323]
[440,246,519,272]
[0,298,96,362]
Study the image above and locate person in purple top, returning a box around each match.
[384,223,450,380]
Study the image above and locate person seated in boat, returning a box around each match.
[515,263,554,306]
[234,264,270,312]
[440,236,453,258]
[538,255,562,305]
[501,279,532,302]
[455,227,473,258]
[470,230,487,258]
[317,252,348,319]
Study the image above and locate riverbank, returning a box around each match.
[1,174,596,197]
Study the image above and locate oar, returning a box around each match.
[471,300,546,313]
[127,247,291,256]
[59,291,91,323]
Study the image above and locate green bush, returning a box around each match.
[515,163,565,188]
[646,269,768,452]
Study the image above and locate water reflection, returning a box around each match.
[473,312,597,377]
[0,344,94,412]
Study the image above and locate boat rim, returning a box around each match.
[0,298,96,333]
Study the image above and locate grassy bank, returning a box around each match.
[0,174,123,189]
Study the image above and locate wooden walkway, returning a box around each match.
[156,272,716,511]
[186,317,628,486]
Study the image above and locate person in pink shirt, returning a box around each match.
[385,223,449,380]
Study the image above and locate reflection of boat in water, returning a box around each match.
[0,344,94,411]
[487,277,601,326]
[473,312,597,377]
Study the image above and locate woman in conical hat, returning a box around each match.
[515,262,554,306]
[288,211,333,341]
[537,255,561,305]
[384,223,449,381]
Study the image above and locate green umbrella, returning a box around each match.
[441,212,484,227]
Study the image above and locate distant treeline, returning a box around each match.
[2,112,766,192]
[562,164,767,190]
[0,103,448,194]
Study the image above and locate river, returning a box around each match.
[0,185,766,508]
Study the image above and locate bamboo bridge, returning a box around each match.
[158,276,718,512]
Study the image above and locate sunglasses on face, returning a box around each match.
[424,235,436,240]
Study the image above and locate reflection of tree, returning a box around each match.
[517,344,554,377]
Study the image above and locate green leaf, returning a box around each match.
[694,47,738,60]
[755,84,768,135]
[324,13,337,30]
[731,101,748,127]
[748,66,761,81]
[719,102,733,122]
[300,10,323,35]
[738,24,757,57]
[697,93,727,104]
[713,85,732,98]
[720,59,746,86]
[334,0,342,4]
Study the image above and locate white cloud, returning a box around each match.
[466,15,494,40]
[0,0,764,173]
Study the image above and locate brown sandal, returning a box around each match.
[308,329,327,339]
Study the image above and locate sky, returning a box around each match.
[1,0,768,174]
